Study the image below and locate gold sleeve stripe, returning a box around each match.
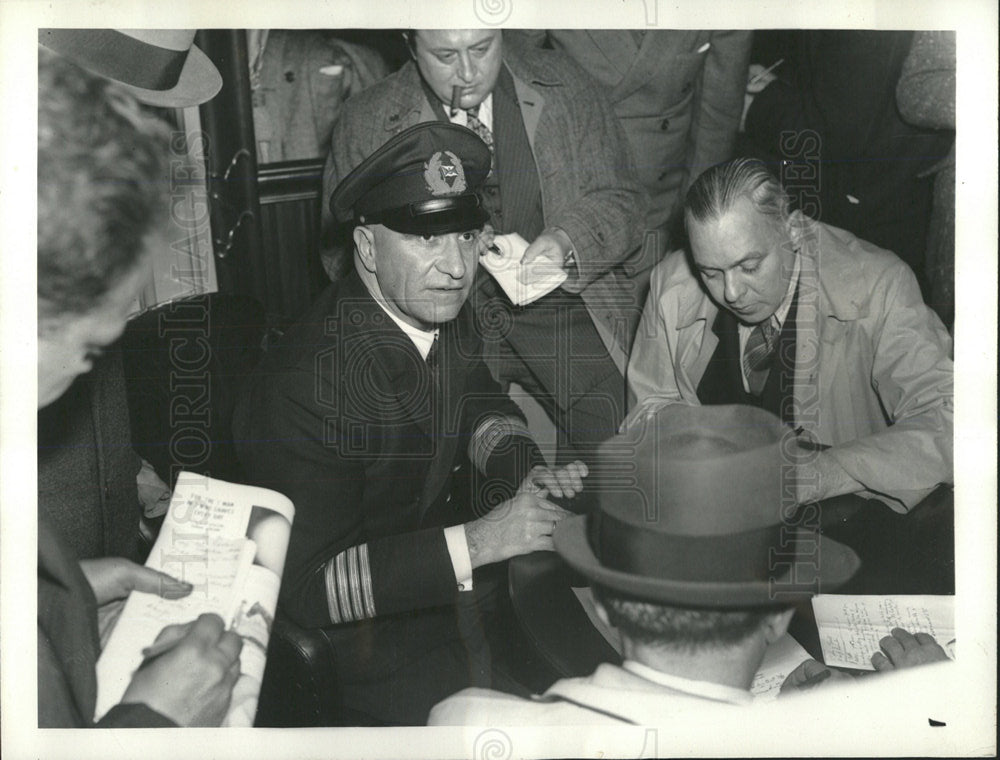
[324,543,377,624]
[358,542,376,619]
[468,414,532,474]
[335,550,353,623]
[347,545,364,621]
[324,559,342,625]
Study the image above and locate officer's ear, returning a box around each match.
[354,224,377,274]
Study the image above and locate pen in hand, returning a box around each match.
[748,58,785,88]
[138,620,196,667]
[797,667,832,690]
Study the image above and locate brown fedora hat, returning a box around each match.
[555,404,859,607]
[39,29,222,107]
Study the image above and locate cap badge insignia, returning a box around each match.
[424,150,467,196]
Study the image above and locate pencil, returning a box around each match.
[749,58,785,87]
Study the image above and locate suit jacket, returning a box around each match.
[541,30,752,242]
[38,347,141,562]
[428,662,748,725]
[233,270,541,632]
[38,518,175,727]
[744,31,953,279]
[321,34,649,375]
[627,214,953,512]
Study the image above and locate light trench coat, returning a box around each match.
[627,213,953,512]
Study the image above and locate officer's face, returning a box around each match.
[412,30,502,111]
[687,196,796,326]
[360,225,481,331]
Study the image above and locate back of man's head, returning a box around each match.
[593,584,786,654]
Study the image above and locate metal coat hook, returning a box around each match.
[213,210,255,259]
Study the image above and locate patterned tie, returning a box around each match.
[465,105,494,174]
[743,318,779,396]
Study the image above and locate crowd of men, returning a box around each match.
[32,27,956,731]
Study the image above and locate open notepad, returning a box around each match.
[812,594,955,671]
[571,587,812,701]
[94,472,295,726]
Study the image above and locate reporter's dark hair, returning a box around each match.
[38,46,171,322]
[593,584,779,651]
[684,157,791,229]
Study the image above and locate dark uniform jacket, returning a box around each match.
[232,271,542,721]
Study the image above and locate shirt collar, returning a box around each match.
[375,299,438,360]
[621,660,753,706]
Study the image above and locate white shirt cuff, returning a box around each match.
[443,525,474,592]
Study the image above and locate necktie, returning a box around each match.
[465,105,494,174]
[743,318,779,396]
[426,335,441,392]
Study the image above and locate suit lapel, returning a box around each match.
[340,273,436,439]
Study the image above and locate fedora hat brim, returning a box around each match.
[554,514,860,608]
[118,42,222,108]
[40,29,222,108]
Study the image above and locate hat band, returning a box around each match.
[40,29,188,92]
[360,194,483,225]
[590,510,795,584]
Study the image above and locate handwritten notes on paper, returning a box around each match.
[751,633,812,701]
[812,594,955,670]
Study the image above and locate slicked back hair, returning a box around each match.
[684,158,791,232]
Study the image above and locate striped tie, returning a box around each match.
[743,318,779,396]
[465,105,494,174]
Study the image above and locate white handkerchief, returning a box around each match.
[480,232,567,306]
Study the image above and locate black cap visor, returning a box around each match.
[360,195,489,236]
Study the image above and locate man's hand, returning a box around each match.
[120,613,242,726]
[871,628,950,671]
[740,62,779,132]
[779,658,853,696]
[522,228,573,276]
[476,222,496,257]
[519,461,588,499]
[80,557,192,606]
[465,491,573,569]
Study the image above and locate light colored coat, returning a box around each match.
[627,214,953,512]
[428,662,747,725]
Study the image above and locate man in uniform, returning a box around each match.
[235,122,586,725]
[322,29,650,465]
